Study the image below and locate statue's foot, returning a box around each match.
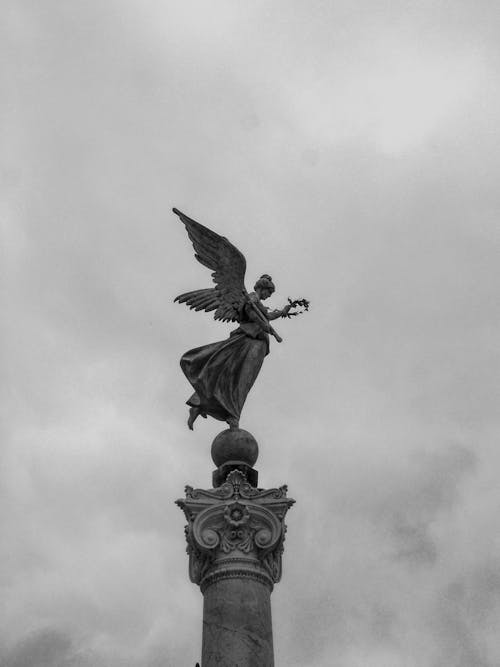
[188,407,200,430]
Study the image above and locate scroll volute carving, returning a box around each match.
[192,500,283,556]
[177,470,294,587]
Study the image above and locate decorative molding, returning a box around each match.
[200,567,274,593]
[177,470,294,593]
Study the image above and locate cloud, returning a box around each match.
[2,1,500,666]
[1,629,75,667]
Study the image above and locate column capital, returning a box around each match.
[176,470,295,593]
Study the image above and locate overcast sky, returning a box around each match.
[2,1,500,666]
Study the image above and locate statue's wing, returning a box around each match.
[174,287,220,313]
[173,208,248,323]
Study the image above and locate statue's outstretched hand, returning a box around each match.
[281,297,310,318]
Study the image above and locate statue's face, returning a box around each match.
[257,286,273,300]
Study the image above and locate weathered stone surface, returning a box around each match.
[176,468,294,667]
[176,470,294,592]
[202,578,273,667]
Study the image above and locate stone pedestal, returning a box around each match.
[176,429,294,667]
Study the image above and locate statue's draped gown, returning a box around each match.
[180,294,270,423]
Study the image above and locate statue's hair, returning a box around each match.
[254,274,275,293]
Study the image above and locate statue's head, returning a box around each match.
[254,274,275,300]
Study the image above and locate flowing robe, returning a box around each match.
[180,294,270,423]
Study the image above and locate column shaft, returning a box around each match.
[202,578,273,667]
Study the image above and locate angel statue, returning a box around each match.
[173,208,309,431]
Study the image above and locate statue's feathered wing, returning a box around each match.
[173,208,248,323]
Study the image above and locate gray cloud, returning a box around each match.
[1,629,75,667]
[2,1,500,665]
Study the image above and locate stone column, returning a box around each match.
[177,429,294,667]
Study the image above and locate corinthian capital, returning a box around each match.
[176,470,295,593]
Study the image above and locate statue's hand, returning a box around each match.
[281,297,310,318]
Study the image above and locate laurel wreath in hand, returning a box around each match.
[282,297,310,318]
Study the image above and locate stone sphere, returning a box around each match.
[211,428,259,468]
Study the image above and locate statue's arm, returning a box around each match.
[244,296,284,344]
[245,303,292,323]
[244,301,271,332]
[267,303,292,321]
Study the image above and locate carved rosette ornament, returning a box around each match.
[176,470,294,593]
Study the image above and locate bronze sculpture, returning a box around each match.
[173,208,309,430]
